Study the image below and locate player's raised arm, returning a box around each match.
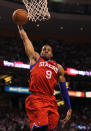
[58,64,72,127]
[17,25,40,62]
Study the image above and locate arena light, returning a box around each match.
[0,60,91,76]
[65,68,78,76]
[76,125,91,130]
[0,75,8,79]
[66,82,70,88]
[68,91,85,97]
[3,60,30,69]
[65,68,91,76]
[85,92,91,98]
[60,26,64,30]
[76,125,86,130]
[54,90,60,95]
[57,100,64,106]
[54,90,85,98]
[4,76,12,84]
[80,27,84,31]
[5,86,91,98]
[4,86,30,94]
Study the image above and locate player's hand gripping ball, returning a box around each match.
[12,9,28,25]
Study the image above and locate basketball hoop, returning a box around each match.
[22,0,51,22]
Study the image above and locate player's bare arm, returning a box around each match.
[17,25,40,65]
[58,64,72,127]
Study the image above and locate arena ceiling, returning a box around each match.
[0,0,91,42]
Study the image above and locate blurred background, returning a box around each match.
[0,0,91,131]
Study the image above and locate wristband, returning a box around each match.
[59,82,71,109]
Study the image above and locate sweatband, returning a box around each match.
[59,82,71,109]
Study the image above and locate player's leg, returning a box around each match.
[48,107,59,130]
[26,109,49,131]
[25,95,49,131]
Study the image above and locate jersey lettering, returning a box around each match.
[39,62,58,73]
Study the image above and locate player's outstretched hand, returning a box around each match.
[17,25,26,40]
[61,108,72,128]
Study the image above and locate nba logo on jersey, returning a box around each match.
[32,123,40,130]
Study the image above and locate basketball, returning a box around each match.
[12,9,28,25]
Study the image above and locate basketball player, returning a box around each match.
[17,25,72,131]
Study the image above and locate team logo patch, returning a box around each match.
[32,122,40,131]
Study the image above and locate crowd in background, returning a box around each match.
[0,37,91,70]
[0,109,30,131]
[0,104,91,131]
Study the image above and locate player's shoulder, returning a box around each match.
[57,64,64,75]
[57,63,63,69]
[29,51,40,65]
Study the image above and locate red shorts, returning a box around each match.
[25,93,59,130]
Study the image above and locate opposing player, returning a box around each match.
[17,25,72,131]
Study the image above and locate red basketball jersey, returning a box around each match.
[29,57,59,96]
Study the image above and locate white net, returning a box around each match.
[22,0,51,22]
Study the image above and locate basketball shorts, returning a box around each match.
[25,93,59,130]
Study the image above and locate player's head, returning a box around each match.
[40,44,53,60]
